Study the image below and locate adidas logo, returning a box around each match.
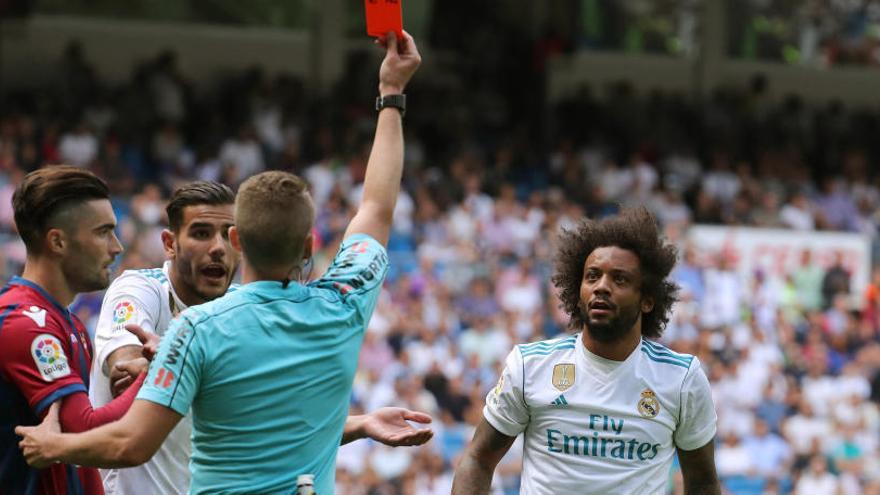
[551,395,569,407]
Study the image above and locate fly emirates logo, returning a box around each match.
[546,413,660,462]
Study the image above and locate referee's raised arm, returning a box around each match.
[344,31,421,247]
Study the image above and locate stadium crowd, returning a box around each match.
[1,41,879,494]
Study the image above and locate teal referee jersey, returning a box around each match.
[138,234,388,494]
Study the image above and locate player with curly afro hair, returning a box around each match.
[552,207,679,342]
[453,207,720,495]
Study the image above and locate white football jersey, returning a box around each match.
[484,333,716,495]
[89,261,192,495]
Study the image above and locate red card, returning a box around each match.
[365,0,403,40]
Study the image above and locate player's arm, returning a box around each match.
[59,323,162,431]
[104,325,161,396]
[0,312,145,433]
[17,399,182,469]
[341,407,433,446]
[19,314,201,468]
[106,345,147,397]
[343,31,420,246]
[674,357,720,494]
[454,347,528,495]
[451,418,517,495]
[93,279,162,397]
[58,374,146,433]
[677,441,721,495]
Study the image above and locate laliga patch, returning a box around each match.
[31,334,71,381]
[22,306,47,328]
[112,301,136,331]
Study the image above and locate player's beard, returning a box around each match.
[580,301,642,343]
[62,241,112,293]
[173,248,223,303]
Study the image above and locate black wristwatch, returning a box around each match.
[375,94,406,117]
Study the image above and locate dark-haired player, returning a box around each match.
[453,208,720,495]
[0,166,141,494]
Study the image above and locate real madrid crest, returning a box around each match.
[552,363,575,392]
[637,389,660,418]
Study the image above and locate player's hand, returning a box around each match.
[125,323,160,360]
[110,357,149,397]
[362,407,433,447]
[15,402,62,468]
[377,30,421,96]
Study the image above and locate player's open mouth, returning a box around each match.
[200,264,227,281]
[588,300,614,316]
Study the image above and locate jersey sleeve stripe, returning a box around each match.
[641,344,691,365]
[642,345,694,366]
[521,350,527,409]
[0,304,20,335]
[642,347,691,367]
[518,336,576,350]
[520,345,576,357]
[64,462,85,495]
[34,382,88,415]
[136,268,168,283]
[167,325,197,407]
[639,347,691,369]
[643,339,694,364]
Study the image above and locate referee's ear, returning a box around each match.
[228,226,243,254]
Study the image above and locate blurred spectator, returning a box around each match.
[822,251,852,308]
[701,153,740,205]
[716,433,754,478]
[742,419,792,478]
[795,456,839,495]
[793,250,825,312]
[149,51,188,123]
[752,190,785,228]
[58,121,99,167]
[784,400,832,459]
[780,191,816,230]
[815,177,860,232]
[219,125,265,185]
[456,278,500,328]
[459,316,510,368]
[701,254,744,329]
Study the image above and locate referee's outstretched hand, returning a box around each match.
[363,407,433,447]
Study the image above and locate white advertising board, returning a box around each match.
[686,225,872,299]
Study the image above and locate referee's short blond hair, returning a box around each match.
[235,171,315,272]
